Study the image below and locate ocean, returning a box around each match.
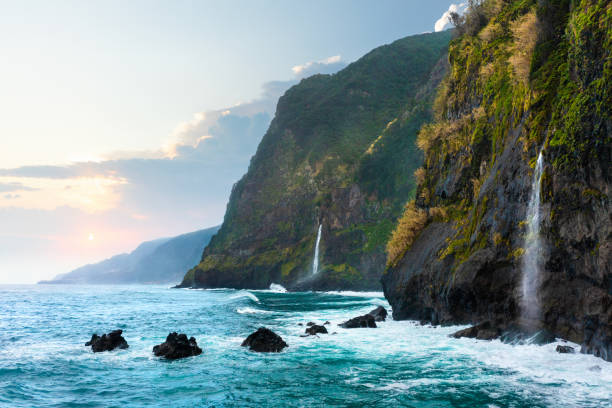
[0,285,610,407]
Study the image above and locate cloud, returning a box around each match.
[0,181,38,193]
[292,55,346,79]
[435,3,467,32]
[0,56,352,283]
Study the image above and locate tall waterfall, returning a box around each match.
[520,151,544,322]
[312,224,322,275]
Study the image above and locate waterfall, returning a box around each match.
[312,224,322,275]
[520,151,544,322]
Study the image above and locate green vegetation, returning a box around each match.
[183,31,452,289]
[387,0,610,269]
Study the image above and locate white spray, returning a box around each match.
[520,151,544,322]
[312,224,322,275]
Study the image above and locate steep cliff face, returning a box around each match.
[179,31,451,290]
[382,0,611,360]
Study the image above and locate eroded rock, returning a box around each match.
[305,324,328,336]
[556,345,575,354]
[451,322,501,340]
[153,332,202,359]
[85,330,129,352]
[339,314,376,328]
[367,306,388,322]
[241,327,288,352]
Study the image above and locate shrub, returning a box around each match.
[428,206,448,222]
[414,167,426,185]
[450,0,489,37]
[386,200,428,268]
[509,11,539,84]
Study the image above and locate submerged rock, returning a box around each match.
[339,314,376,329]
[85,330,129,352]
[324,321,331,325]
[305,324,328,336]
[588,365,602,372]
[556,345,575,354]
[367,306,388,322]
[451,322,501,340]
[241,327,288,352]
[153,332,202,359]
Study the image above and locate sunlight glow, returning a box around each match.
[0,175,127,213]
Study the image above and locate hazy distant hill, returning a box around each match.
[39,226,219,285]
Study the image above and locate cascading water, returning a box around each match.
[520,151,544,323]
[312,224,322,275]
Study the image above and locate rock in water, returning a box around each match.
[153,332,202,359]
[451,322,501,340]
[367,306,388,322]
[241,327,288,352]
[556,345,575,354]
[85,330,129,352]
[339,314,377,328]
[305,325,328,336]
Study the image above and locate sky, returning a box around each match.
[0,1,461,283]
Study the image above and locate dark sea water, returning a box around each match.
[0,285,610,407]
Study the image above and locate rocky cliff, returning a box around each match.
[382,0,611,360]
[179,31,451,290]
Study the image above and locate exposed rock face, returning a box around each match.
[305,325,328,336]
[241,328,288,352]
[367,306,388,322]
[178,31,451,291]
[85,330,129,352]
[152,332,202,359]
[382,0,611,361]
[340,314,377,329]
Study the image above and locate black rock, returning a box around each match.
[153,332,202,359]
[556,345,575,354]
[451,321,501,340]
[306,322,315,327]
[241,327,288,352]
[85,329,129,352]
[339,314,376,328]
[305,324,328,336]
[367,306,388,322]
[323,321,331,325]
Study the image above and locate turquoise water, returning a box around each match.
[1,285,610,407]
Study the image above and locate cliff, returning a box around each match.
[40,226,219,285]
[382,0,611,360]
[179,31,451,290]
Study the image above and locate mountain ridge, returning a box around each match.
[179,30,452,290]
[39,226,220,285]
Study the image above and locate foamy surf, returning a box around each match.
[2,285,610,407]
[236,307,271,314]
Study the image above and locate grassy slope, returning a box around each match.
[182,31,452,289]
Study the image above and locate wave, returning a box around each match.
[320,291,385,298]
[229,290,260,303]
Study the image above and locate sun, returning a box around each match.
[88,233,94,241]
